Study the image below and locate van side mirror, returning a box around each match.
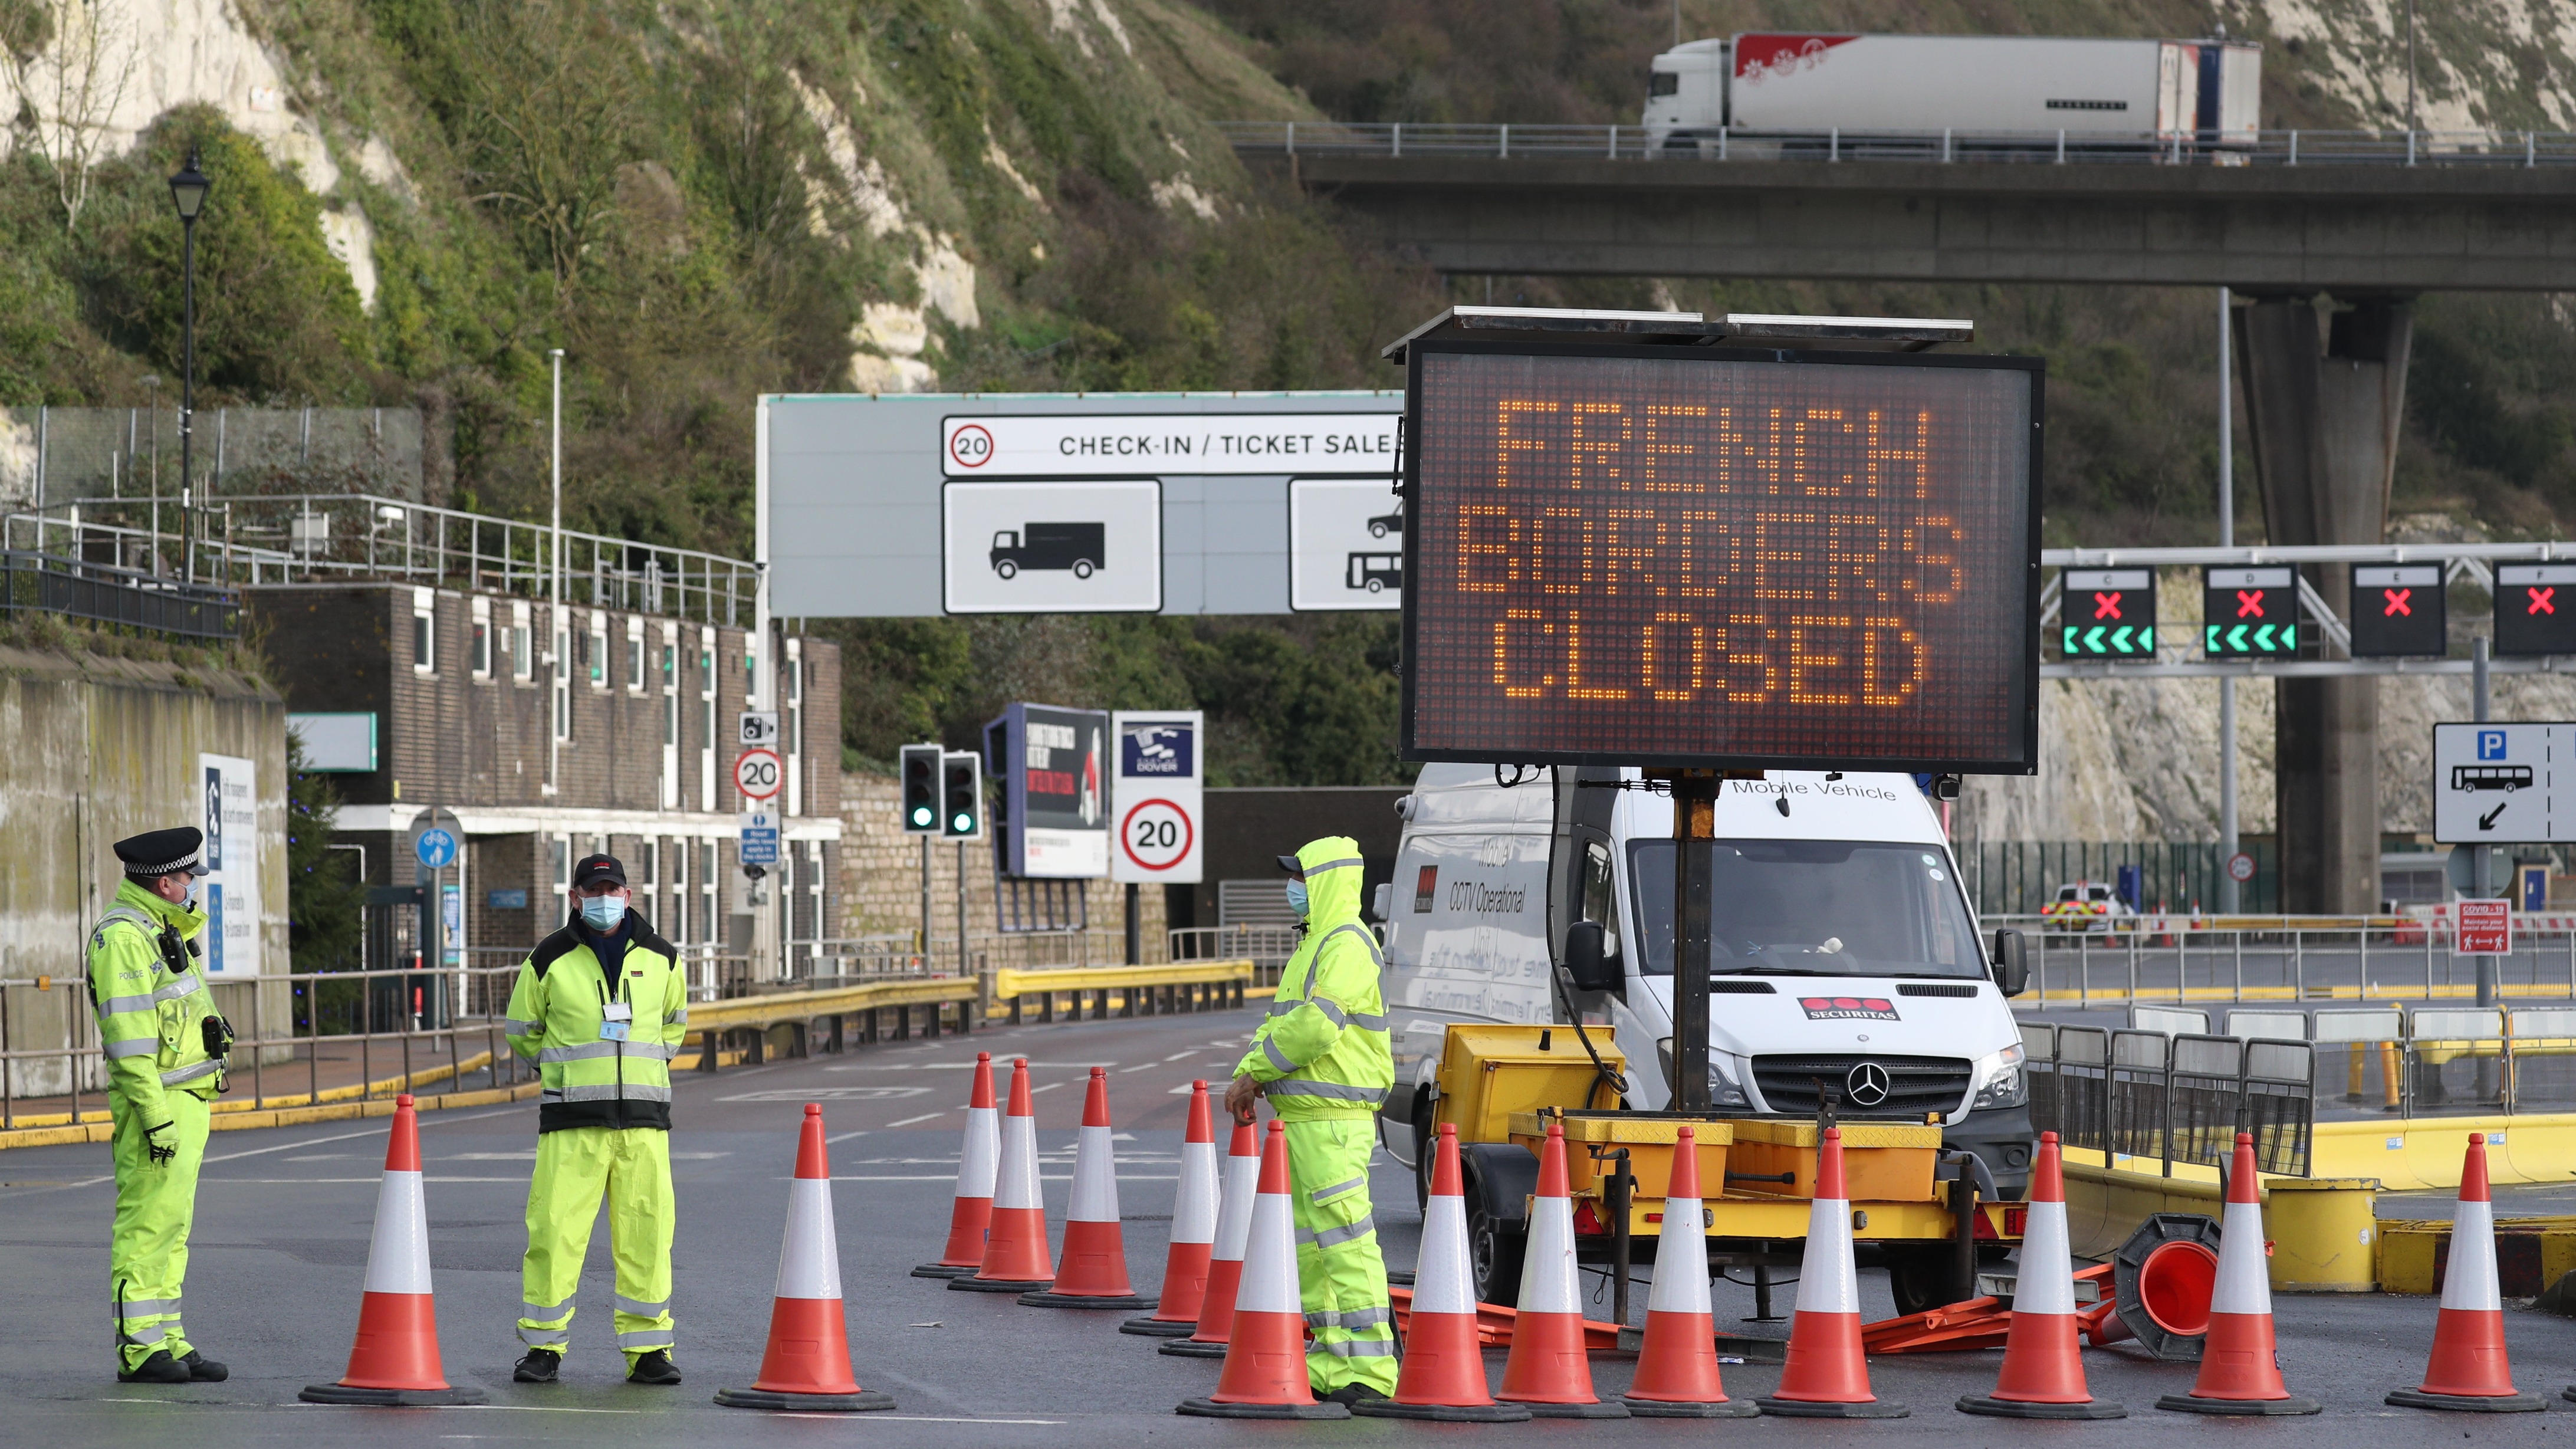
[1369,883,1392,922]
[1565,920,1621,993]
[1991,928,2029,998]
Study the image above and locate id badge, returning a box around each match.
[603,1001,633,1022]
[600,1020,630,1041]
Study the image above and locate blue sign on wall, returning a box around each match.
[488,888,529,911]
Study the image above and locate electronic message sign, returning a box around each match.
[2496,563,2576,657]
[2350,563,2446,658]
[2061,568,2156,659]
[2202,566,2298,658]
[1400,344,2041,773]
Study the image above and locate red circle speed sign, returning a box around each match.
[734,748,783,802]
[948,423,994,471]
[1119,798,1195,873]
[2226,852,2255,884]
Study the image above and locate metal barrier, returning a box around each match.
[682,977,985,1070]
[991,960,1256,1025]
[0,548,239,639]
[2026,1021,2312,1176]
[1994,915,2576,1007]
[1169,925,1305,983]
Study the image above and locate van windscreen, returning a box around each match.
[1628,840,1983,979]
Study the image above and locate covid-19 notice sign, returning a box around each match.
[1399,344,2041,773]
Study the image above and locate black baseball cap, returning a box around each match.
[570,853,627,891]
[1276,853,1305,877]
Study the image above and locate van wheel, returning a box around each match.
[1466,1195,1524,1306]
[1073,560,1095,579]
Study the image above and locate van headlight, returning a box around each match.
[1656,1038,1752,1109]
[1969,1043,2027,1110]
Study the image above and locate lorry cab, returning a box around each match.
[1380,763,2032,1202]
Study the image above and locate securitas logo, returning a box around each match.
[1799,995,1900,1022]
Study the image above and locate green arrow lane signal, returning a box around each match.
[2111,625,2134,653]
[2084,625,2106,652]
[2206,624,2221,651]
[2254,623,2275,650]
[2063,626,2078,653]
[2281,624,2295,649]
[2142,626,2155,650]
[2229,624,2250,652]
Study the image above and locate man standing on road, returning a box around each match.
[91,826,231,1384]
[1224,837,1398,1405]
[503,854,690,1386]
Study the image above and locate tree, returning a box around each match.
[286,732,366,972]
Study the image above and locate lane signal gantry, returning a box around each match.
[2059,569,2155,659]
[2351,563,2447,658]
[2496,563,2576,657]
[2203,566,2299,659]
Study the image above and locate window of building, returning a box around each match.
[548,834,571,919]
[698,627,718,814]
[641,839,660,925]
[626,619,646,695]
[785,637,804,816]
[587,613,608,690]
[411,588,436,674]
[551,611,571,742]
[699,840,719,945]
[511,600,533,682]
[469,596,493,681]
[671,836,690,945]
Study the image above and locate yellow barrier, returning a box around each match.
[993,960,1254,1025]
[2313,1113,2576,1190]
[0,1077,543,1152]
[2059,1150,2381,1291]
[685,977,984,1069]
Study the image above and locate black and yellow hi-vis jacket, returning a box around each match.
[502,911,689,1132]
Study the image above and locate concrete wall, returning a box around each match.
[0,643,288,1097]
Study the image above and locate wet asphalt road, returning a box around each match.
[6,1006,2576,1446]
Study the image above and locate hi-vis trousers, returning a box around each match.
[110,1092,211,1371]
[516,1126,675,1361]
[1285,1118,1398,1394]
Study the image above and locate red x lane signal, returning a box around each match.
[2382,588,2411,617]
[2531,586,2558,616]
[2092,592,2122,620]
[2235,590,2265,618]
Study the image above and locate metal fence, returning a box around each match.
[1221,120,2576,169]
[1964,840,2275,916]
[2,406,425,507]
[2023,1020,2314,1176]
[2082,1001,2576,1120]
[1995,916,2576,1007]
[0,548,238,639]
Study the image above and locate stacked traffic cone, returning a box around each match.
[300,1095,485,1405]
[1758,1126,1906,1418]
[951,1057,1054,1293]
[1959,1132,2125,1419]
[1178,1121,1351,1420]
[2156,1131,2321,1415]
[1497,1120,1629,1418]
[913,1050,998,1279]
[1161,1118,1260,1359]
[1022,1067,1149,1309]
[1125,1080,1221,1336]
[2387,1134,2545,1413]
[716,1105,896,1412]
[1622,1125,1754,1418]
[1355,1123,1530,1422]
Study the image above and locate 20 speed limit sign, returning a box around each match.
[1119,798,1195,874]
[734,748,783,802]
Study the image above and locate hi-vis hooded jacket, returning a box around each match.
[87,879,224,1114]
[503,912,689,1133]
[1235,836,1393,1120]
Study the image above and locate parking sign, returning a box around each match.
[2433,722,2574,843]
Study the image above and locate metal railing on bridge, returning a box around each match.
[1223,120,2576,169]
[0,548,239,640]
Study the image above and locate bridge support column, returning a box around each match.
[2234,294,2413,915]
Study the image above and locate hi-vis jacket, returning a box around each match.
[87,880,224,1115]
[1236,836,1394,1121]
[503,912,689,1133]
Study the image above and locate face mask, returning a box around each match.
[1284,881,1308,917]
[580,892,627,929]
[182,875,201,908]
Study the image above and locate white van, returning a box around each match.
[1377,764,2032,1221]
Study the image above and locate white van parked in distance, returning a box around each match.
[1377,764,2033,1199]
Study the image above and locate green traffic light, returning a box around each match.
[911,806,932,826]
[952,812,972,832]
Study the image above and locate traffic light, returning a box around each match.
[899,742,941,833]
[2203,565,2299,659]
[2350,563,2446,658]
[941,751,984,838]
[2059,567,2156,659]
[2495,563,2576,656]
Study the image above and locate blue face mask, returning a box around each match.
[1284,880,1308,917]
[580,893,626,929]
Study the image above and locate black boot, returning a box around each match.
[625,1349,681,1386]
[118,1350,191,1385]
[180,1349,229,1382]
[513,1348,561,1384]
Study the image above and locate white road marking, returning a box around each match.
[282,1154,350,1161]
[883,1112,949,1128]
[1029,1081,1067,1093]
[824,1129,872,1144]
[826,1175,1177,1182]
[717,1086,932,1102]
[775,1415,1066,1425]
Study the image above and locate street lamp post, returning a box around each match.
[167,147,209,585]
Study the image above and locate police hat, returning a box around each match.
[570,853,627,891]
[116,827,203,878]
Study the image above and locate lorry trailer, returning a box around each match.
[1644,32,2260,157]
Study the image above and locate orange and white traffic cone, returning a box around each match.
[1355,1123,1530,1422]
[1161,1118,1259,1359]
[2387,1133,2545,1412]
[1125,1080,1220,1336]
[2156,1131,2320,1415]
[951,1057,1054,1293]
[1623,1125,1753,1418]
[913,1050,998,1279]
[300,1095,485,1405]
[1022,1067,1149,1309]
[1959,1131,2125,1419]
[717,1105,896,1412]
[1178,1120,1350,1420]
[1759,1126,1906,1418]
[1497,1119,1629,1418]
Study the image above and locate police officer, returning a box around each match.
[503,854,690,1385]
[92,826,231,1384]
[1224,837,1397,1405]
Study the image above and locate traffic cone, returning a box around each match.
[300,1095,486,1405]
[2156,1131,2321,1415]
[1496,1120,1629,1418]
[913,1050,998,1279]
[1959,1132,2125,1419]
[2387,1134,2545,1412]
[1178,1121,1351,1420]
[1355,1123,1531,1422]
[716,1105,896,1411]
[1022,1067,1150,1309]
[1160,1118,1259,1359]
[1759,1126,1907,1418]
[950,1057,1053,1293]
[1623,1125,1754,1418]
[1125,1080,1220,1336]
